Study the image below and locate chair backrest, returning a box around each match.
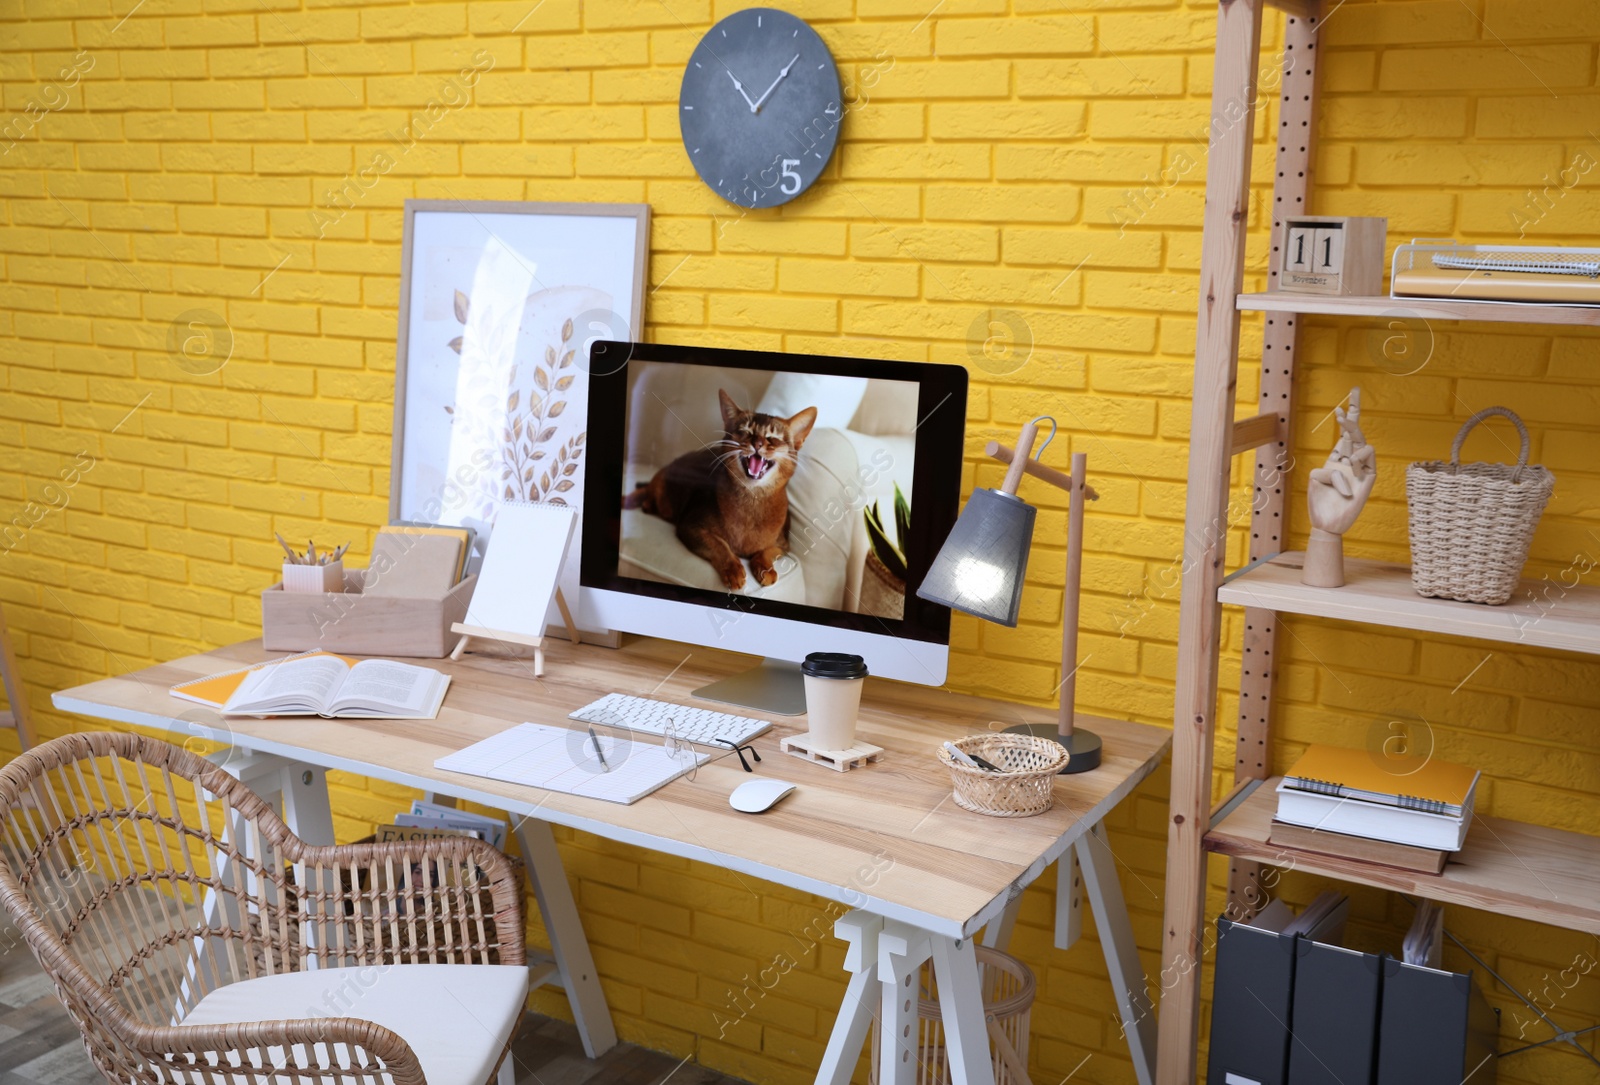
[0,732,306,1044]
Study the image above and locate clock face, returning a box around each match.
[679,8,842,209]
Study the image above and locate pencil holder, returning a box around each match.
[282,560,345,594]
[938,734,1067,818]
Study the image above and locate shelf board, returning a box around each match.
[1219,553,1600,656]
[1237,291,1600,327]
[1206,779,1600,935]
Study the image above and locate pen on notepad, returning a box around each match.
[587,726,611,772]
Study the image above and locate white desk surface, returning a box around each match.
[53,637,1170,940]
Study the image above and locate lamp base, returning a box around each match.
[1003,722,1102,774]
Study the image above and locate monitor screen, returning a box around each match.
[581,342,967,674]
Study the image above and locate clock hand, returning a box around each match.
[725,68,758,111]
[750,53,801,113]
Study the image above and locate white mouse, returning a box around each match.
[730,778,797,814]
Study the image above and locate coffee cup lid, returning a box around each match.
[801,652,868,679]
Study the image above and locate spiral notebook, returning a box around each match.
[1281,744,1478,817]
[433,723,708,805]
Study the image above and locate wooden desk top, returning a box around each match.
[53,637,1169,939]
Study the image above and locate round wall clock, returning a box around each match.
[679,8,842,209]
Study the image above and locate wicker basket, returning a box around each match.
[937,734,1067,818]
[869,945,1037,1085]
[1406,407,1555,606]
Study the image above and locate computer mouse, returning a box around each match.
[730,778,797,814]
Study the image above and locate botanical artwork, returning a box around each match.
[445,292,586,508]
[393,202,647,633]
[426,275,607,530]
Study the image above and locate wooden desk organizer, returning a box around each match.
[262,571,477,658]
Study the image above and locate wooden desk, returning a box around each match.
[54,637,1170,1085]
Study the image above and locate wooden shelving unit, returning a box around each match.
[1154,2,1600,1082]
[1219,554,1600,656]
[1207,781,1600,937]
[1239,291,1600,328]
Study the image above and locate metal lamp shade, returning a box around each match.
[916,488,1036,627]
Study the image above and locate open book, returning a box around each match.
[222,654,450,719]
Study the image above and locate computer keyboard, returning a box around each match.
[568,693,772,747]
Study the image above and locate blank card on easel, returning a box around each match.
[459,502,578,644]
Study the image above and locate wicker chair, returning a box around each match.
[0,732,529,1085]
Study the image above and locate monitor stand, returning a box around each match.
[692,657,807,716]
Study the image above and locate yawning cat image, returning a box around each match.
[624,390,817,591]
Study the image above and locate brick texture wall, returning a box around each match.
[1,1,1597,1081]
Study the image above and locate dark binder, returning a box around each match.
[1376,958,1498,1085]
[1286,940,1382,1085]
[1207,919,1299,1085]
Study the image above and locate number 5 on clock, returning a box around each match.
[779,159,802,196]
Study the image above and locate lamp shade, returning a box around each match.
[916,488,1036,627]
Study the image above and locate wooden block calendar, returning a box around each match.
[1278,215,1387,296]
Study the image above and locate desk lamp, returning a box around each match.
[916,416,1102,773]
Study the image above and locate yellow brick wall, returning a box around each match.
[2,1,1597,1082]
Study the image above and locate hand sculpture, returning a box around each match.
[1303,387,1376,587]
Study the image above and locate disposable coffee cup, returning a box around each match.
[801,652,868,752]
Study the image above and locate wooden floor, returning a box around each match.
[0,920,752,1085]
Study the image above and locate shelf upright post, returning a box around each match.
[1154,0,1269,1081]
[1228,9,1322,920]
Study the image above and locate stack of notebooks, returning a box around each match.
[1271,745,1480,874]
[364,523,475,598]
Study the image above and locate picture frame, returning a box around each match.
[390,199,650,638]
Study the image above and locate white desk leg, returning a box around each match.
[280,763,335,845]
[277,761,337,969]
[1056,848,1083,951]
[182,750,295,1014]
[929,935,996,1085]
[980,893,1020,951]
[515,819,617,1057]
[878,922,933,1085]
[816,912,882,1085]
[1077,823,1156,1085]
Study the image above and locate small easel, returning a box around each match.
[446,501,580,678]
[449,588,580,676]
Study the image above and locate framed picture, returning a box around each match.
[391,199,650,636]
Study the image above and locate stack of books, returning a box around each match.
[1270,744,1480,874]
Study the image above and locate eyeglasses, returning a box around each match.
[714,737,762,772]
[662,721,699,783]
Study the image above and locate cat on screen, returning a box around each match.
[625,390,817,591]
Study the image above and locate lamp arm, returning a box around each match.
[998,421,1040,495]
[984,440,1100,501]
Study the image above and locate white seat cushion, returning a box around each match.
[181,964,528,1085]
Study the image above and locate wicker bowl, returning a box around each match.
[937,734,1068,818]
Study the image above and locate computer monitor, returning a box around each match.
[580,341,968,714]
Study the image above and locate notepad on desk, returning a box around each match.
[434,723,707,805]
